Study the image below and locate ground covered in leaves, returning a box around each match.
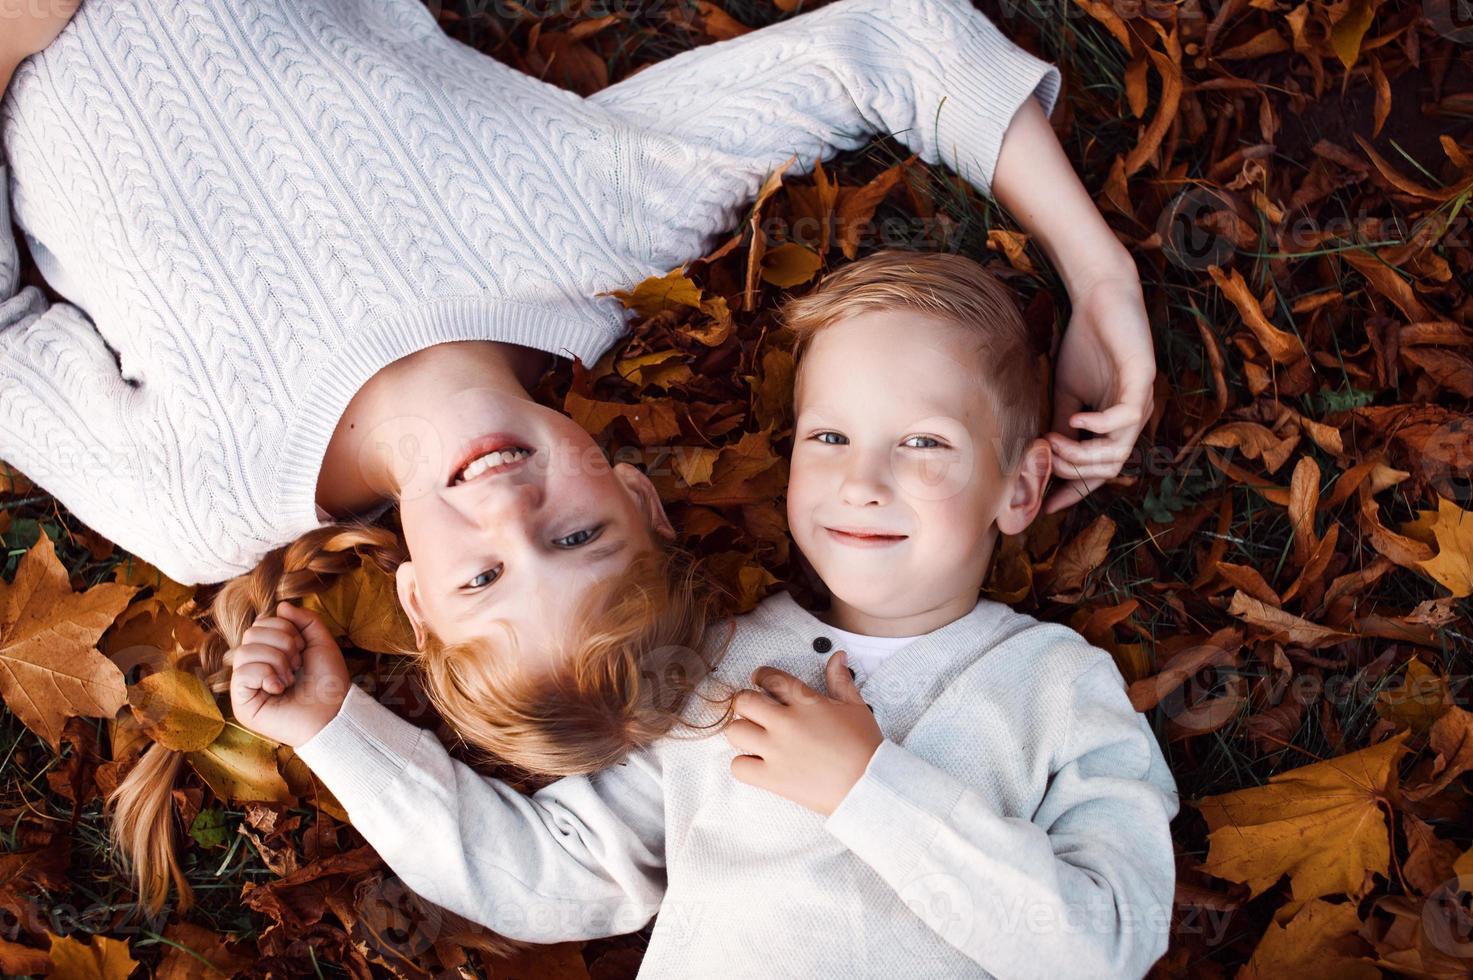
[1,0,1471,976]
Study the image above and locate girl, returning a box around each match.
[1,0,1154,912]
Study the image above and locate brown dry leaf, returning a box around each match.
[1203,421,1300,473]
[1405,704,1473,801]
[46,931,137,980]
[1238,899,1379,979]
[1208,266,1305,363]
[834,162,907,260]
[154,921,255,980]
[1227,591,1351,648]
[565,389,682,444]
[301,559,417,655]
[0,532,137,751]
[1197,731,1409,901]
[127,668,225,752]
[986,229,1036,274]
[487,940,591,978]
[1046,514,1116,596]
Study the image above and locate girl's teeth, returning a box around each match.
[459,448,529,483]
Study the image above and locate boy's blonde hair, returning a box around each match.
[778,248,1045,470]
[105,521,735,917]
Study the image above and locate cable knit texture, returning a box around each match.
[0,0,1058,584]
[295,590,1180,979]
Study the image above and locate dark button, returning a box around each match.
[812,636,832,654]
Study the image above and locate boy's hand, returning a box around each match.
[723,651,883,816]
[229,601,352,748]
[1043,272,1156,514]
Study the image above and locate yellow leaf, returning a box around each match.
[1374,658,1449,735]
[302,559,417,655]
[127,668,225,752]
[1239,899,1379,979]
[1410,496,1473,597]
[0,531,137,750]
[1330,0,1377,70]
[187,723,292,804]
[1197,732,1409,901]
[46,932,137,980]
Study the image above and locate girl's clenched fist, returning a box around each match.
[229,600,351,748]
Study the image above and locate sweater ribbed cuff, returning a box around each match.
[292,682,426,822]
[927,1,1062,195]
[824,738,968,879]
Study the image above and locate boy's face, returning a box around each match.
[786,309,1043,625]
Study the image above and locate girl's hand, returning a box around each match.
[1043,272,1156,514]
[229,601,351,748]
[723,651,884,816]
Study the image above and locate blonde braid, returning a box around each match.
[105,522,409,916]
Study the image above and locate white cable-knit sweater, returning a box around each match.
[295,590,1180,979]
[0,0,1057,585]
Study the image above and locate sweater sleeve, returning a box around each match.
[0,164,158,555]
[823,654,1179,980]
[584,0,1059,270]
[292,683,668,942]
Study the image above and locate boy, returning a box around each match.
[235,249,1177,978]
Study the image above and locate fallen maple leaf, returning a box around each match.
[1197,732,1409,902]
[301,559,417,655]
[46,931,137,980]
[1405,496,1473,597]
[127,668,225,752]
[0,532,136,750]
[1238,898,1379,979]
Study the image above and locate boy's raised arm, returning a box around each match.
[292,683,669,942]
[823,652,1179,980]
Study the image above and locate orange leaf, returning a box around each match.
[0,531,137,751]
[1197,732,1410,901]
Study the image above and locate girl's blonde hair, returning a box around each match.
[105,519,736,916]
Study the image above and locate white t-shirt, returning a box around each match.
[819,623,928,683]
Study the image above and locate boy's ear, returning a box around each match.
[614,462,676,541]
[395,561,430,650]
[995,437,1053,536]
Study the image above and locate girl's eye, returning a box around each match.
[813,432,847,445]
[555,526,602,548]
[467,565,502,589]
[903,435,946,449]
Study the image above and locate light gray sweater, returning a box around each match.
[295,590,1180,978]
[0,0,1057,584]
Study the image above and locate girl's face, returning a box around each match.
[392,389,672,672]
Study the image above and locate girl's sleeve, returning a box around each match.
[823,654,1179,980]
[0,164,158,554]
[583,0,1059,270]
[292,682,668,942]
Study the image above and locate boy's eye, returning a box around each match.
[903,435,946,449]
[813,432,848,445]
